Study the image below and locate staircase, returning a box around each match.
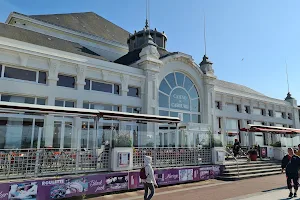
[218,159,282,181]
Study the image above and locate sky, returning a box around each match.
[0,0,299,102]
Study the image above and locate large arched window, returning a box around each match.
[159,72,201,123]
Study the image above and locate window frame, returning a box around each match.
[158,72,201,123]
[55,99,76,108]
[57,74,76,88]
[84,79,120,95]
[0,94,47,105]
[128,86,140,98]
[0,64,47,84]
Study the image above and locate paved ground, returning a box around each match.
[86,174,291,200]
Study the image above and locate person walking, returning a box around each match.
[233,139,241,157]
[140,155,158,200]
[281,148,300,198]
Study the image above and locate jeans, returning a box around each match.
[144,182,155,200]
[287,174,299,190]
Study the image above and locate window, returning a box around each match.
[268,110,273,117]
[282,112,286,119]
[218,117,222,128]
[245,106,250,114]
[288,113,292,120]
[84,79,90,90]
[289,125,293,128]
[92,81,112,93]
[261,109,266,116]
[1,65,47,84]
[83,102,119,111]
[158,72,201,123]
[236,105,241,112]
[1,94,46,105]
[215,101,221,110]
[38,71,47,84]
[55,99,75,107]
[57,74,75,88]
[127,107,141,113]
[247,120,251,125]
[84,79,120,95]
[128,87,140,97]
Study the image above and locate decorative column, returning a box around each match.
[121,74,129,96]
[200,55,217,148]
[76,64,87,91]
[47,59,60,87]
[136,34,163,147]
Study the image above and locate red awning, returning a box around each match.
[227,132,239,136]
[252,128,292,133]
[240,128,248,131]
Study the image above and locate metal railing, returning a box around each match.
[132,147,211,169]
[224,147,240,178]
[0,148,109,179]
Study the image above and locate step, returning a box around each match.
[223,165,281,173]
[222,168,281,176]
[218,171,282,181]
[225,163,281,169]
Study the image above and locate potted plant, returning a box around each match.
[248,149,258,161]
[113,133,132,147]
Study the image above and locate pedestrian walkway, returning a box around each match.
[226,188,297,200]
[87,174,286,200]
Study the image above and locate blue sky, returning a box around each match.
[0,0,299,102]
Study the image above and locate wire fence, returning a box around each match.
[133,147,211,169]
[0,148,110,179]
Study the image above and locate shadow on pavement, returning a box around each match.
[262,186,286,193]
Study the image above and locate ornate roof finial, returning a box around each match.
[285,92,294,100]
[145,19,149,29]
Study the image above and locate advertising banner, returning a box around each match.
[0,165,222,199]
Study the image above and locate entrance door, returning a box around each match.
[52,117,74,149]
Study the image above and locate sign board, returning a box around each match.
[118,152,130,167]
[260,147,267,158]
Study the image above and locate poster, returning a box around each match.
[118,152,130,167]
[8,182,38,200]
[199,166,213,180]
[179,169,193,182]
[105,173,128,192]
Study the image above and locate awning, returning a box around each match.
[251,128,292,134]
[239,127,293,134]
[0,101,180,124]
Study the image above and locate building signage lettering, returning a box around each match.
[170,88,190,111]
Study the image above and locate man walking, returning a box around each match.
[282,148,300,198]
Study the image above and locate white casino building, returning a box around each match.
[0,11,299,150]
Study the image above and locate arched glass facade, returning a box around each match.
[159,72,201,123]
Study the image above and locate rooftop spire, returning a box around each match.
[204,13,207,56]
[145,0,150,29]
[285,60,290,93]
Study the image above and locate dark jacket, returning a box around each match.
[281,154,300,175]
[233,142,240,152]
